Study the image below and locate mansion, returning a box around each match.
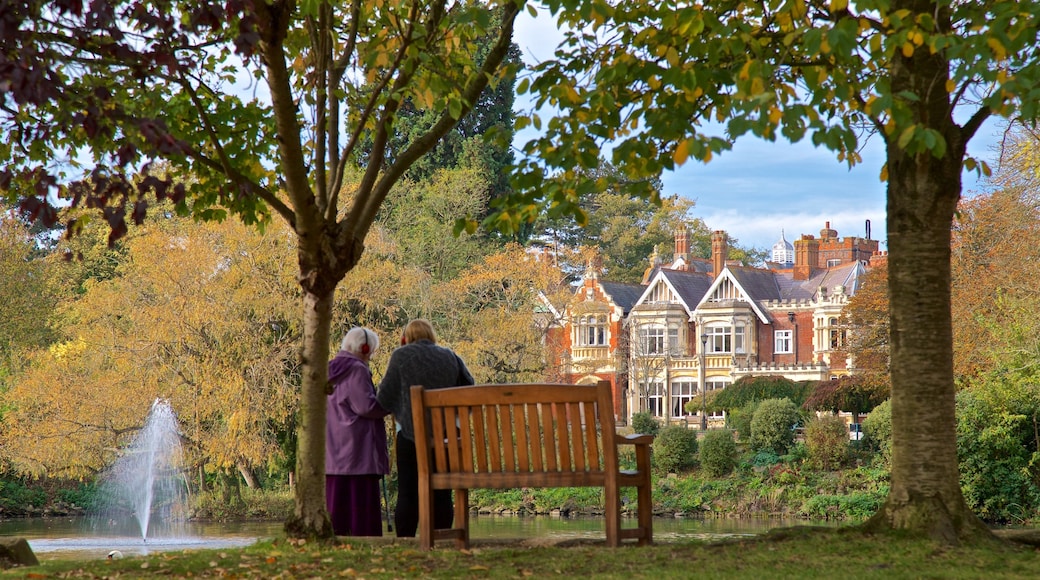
[554,223,882,427]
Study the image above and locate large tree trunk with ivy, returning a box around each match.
[863,7,992,542]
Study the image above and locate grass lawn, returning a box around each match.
[3,526,1038,579]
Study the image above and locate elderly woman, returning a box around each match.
[376,319,474,537]
[325,327,389,536]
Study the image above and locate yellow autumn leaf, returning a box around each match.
[945,79,956,93]
[769,106,782,125]
[987,37,1006,60]
[831,0,848,13]
[901,43,914,57]
[673,140,691,165]
[739,60,753,81]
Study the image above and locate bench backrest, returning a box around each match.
[410,381,620,489]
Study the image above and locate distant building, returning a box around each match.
[553,223,881,427]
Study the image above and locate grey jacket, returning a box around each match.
[376,339,475,442]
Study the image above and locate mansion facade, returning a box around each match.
[554,223,882,427]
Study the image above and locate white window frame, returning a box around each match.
[774,330,793,354]
[670,380,697,418]
[706,325,745,354]
[640,326,665,355]
[646,381,665,417]
[576,314,607,347]
[705,379,729,418]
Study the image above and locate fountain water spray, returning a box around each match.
[95,399,187,541]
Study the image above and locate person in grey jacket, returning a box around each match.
[325,327,389,536]
[376,319,474,537]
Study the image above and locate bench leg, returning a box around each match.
[454,489,470,550]
[636,480,653,545]
[418,476,434,550]
[604,481,620,548]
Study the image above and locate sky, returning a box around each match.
[511,6,1006,252]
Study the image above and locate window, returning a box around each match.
[645,381,665,417]
[828,317,845,350]
[774,330,793,354]
[705,380,729,418]
[668,327,680,356]
[827,258,842,268]
[705,325,746,354]
[576,314,607,346]
[639,326,665,354]
[671,381,697,418]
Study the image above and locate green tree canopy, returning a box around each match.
[509,0,1040,543]
[0,0,523,539]
[707,375,814,413]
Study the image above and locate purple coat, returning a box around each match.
[325,351,390,476]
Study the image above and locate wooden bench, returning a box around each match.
[410,380,654,550]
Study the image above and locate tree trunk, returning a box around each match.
[237,460,261,490]
[863,6,992,542]
[284,288,335,540]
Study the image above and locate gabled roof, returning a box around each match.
[697,267,775,323]
[600,281,645,315]
[699,261,868,324]
[632,268,714,318]
[773,261,865,300]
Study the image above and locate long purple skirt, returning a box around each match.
[326,474,384,536]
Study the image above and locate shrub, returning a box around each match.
[956,388,1040,523]
[805,415,850,470]
[699,429,737,477]
[631,411,661,437]
[749,398,800,455]
[653,425,698,473]
[727,401,759,442]
[862,399,892,460]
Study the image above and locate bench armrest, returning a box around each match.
[617,433,654,446]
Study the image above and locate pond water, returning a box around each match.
[1,516,838,561]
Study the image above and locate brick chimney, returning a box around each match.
[711,230,728,279]
[820,221,837,240]
[674,227,689,264]
[793,235,819,281]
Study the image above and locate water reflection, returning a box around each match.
[1,516,840,561]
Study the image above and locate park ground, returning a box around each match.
[3,526,1040,579]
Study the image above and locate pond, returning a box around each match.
[2,516,840,561]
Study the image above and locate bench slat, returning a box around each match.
[540,403,558,471]
[568,402,585,471]
[513,403,530,472]
[431,470,608,489]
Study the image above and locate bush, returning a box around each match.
[805,415,850,470]
[956,388,1040,523]
[862,399,892,461]
[749,398,800,455]
[653,425,698,473]
[699,429,737,477]
[727,401,759,442]
[631,411,661,437]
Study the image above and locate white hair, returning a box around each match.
[340,327,379,355]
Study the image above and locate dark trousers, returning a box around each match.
[326,474,384,537]
[395,432,454,537]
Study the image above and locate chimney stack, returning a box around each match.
[674,227,689,264]
[711,230,728,279]
[793,235,819,280]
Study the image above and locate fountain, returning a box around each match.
[93,398,188,542]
